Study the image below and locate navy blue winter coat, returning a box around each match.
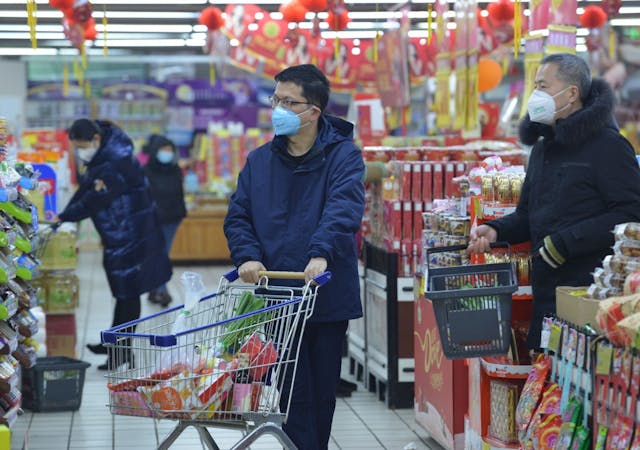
[224,115,365,322]
[59,122,172,300]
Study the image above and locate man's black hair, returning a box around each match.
[68,118,102,141]
[275,64,331,112]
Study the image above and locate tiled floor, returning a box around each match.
[10,249,441,450]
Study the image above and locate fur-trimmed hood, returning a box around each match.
[519,78,617,147]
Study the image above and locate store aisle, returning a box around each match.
[10,249,439,450]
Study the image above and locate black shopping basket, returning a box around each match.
[425,243,517,359]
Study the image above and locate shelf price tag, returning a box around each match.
[548,323,562,354]
[595,342,613,376]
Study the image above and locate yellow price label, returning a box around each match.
[548,324,562,353]
[595,343,613,376]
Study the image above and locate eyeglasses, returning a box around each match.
[269,95,313,109]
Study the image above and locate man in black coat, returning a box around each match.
[469,53,640,349]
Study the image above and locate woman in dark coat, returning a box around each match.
[142,135,186,306]
[57,119,172,370]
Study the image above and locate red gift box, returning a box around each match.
[444,163,455,198]
[400,162,412,201]
[411,162,422,202]
[422,163,433,206]
[250,341,278,381]
[432,163,443,200]
[383,200,402,241]
[402,201,413,241]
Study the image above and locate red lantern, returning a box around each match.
[63,18,84,49]
[487,0,514,23]
[300,0,327,13]
[580,5,608,29]
[280,1,308,24]
[72,0,93,24]
[198,6,224,31]
[49,0,73,10]
[327,9,349,31]
[84,17,97,41]
[601,0,622,18]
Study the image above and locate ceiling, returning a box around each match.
[1,0,640,59]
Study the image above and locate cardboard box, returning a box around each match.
[422,162,432,204]
[555,286,601,333]
[411,162,422,202]
[45,314,77,358]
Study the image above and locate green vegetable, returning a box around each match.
[222,292,270,351]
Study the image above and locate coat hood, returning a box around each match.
[90,121,134,166]
[519,78,616,147]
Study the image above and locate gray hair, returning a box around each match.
[540,53,592,102]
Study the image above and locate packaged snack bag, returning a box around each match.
[607,416,633,450]
[594,425,608,450]
[596,294,640,345]
[107,363,189,392]
[522,383,561,446]
[533,414,562,449]
[140,370,198,418]
[109,391,153,417]
[569,426,591,450]
[249,340,278,381]
[555,395,583,450]
[516,355,551,437]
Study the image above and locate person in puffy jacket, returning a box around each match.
[224,64,365,449]
[142,135,186,307]
[469,53,640,350]
[57,119,172,370]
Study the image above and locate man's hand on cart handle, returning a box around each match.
[304,257,327,284]
[238,260,267,284]
[467,225,497,254]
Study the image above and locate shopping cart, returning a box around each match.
[101,269,331,450]
[425,243,517,359]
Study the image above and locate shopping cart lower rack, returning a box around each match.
[101,269,331,450]
[425,244,517,359]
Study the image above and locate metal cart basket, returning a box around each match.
[101,269,331,450]
[425,244,517,359]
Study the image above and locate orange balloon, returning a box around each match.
[478,58,503,93]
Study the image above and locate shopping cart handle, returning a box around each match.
[223,269,239,282]
[426,241,510,256]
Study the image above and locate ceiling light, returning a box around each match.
[0,48,57,56]
[351,47,361,55]
[185,39,206,47]
[92,11,199,19]
[0,32,66,40]
[96,24,193,33]
[93,38,187,47]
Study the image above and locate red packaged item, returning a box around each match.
[196,371,233,406]
[109,391,153,417]
[532,414,562,449]
[455,162,466,177]
[432,163,443,200]
[413,202,423,243]
[383,200,402,241]
[238,332,264,362]
[515,355,551,439]
[444,163,455,198]
[607,416,634,450]
[250,340,278,381]
[422,162,433,205]
[401,239,412,278]
[411,162,422,202]
[107,363,189,392]
[400,162,412,201]
[402,201,413,241]
[522,383,561,446]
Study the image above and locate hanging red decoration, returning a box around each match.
[487,0,514,23]
[327,8,349,31]
[601,0,622,18]
[580,5,608,29]
[72,0,93,24]
[48,0,73,10]
[198,6,224,31]
[300,0,327,13]
[84,17,97,40]
[280,1,308,24]
[478,58,503,93]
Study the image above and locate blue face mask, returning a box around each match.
[271,106,313,136]
[156,150,174,164]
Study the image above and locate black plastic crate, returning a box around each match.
[426,245,517,359]
[22,356,91,412]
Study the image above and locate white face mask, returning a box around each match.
[77,145,98,163]
[526,86,572,125]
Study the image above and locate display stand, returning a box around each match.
[349,241,414,409]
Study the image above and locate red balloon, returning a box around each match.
[327,9,349,31]
[580,5,608,28]
[198,6,224,31]
[299,0,327,13]
[280,1,308,24]
[48,0,74,10]
[478,58,503,93]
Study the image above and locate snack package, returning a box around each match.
[139,370,198,418]
[594,425,608,450]
[613,240,640,258]
[615,312,640,347]
[516,355,551,437]
[595,294,640,345]
[109,390,153,417]
[238,332,264,362]
[570,426,591,450]
[532,414,562,449]
[625,272,640,295]
[606,416,633,450]
[522,383,561,446]
[107,363,189,392]
[488,380,518,443]
[629,422,640,450]
[555,395,583,450]
[614,223,640,241]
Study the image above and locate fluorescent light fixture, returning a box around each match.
[1,11,62,18]
[193,25,208,33]
[190,33,207,40]
[619,7,640,13]
[185,38,206,47]
[94,38,187,47]
[0,47,57,55]
[0,32,66,40]
[96,24,193,33]
[611,18,640,26]
[321,31,377,39]
[0,24,62,32]
[576,44,587,52]
[92,11,198,19]
[351,47,361,55]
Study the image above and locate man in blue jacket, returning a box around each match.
[224,64,365,449]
